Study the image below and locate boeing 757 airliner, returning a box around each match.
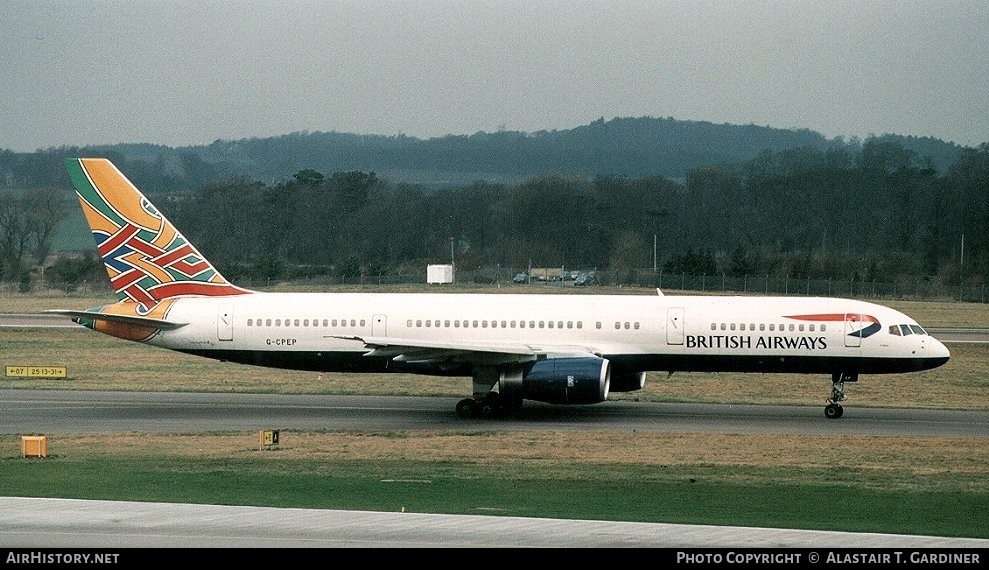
[50,158,950,419]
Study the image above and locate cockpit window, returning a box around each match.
[894,324,928,336]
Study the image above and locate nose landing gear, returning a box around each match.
[825,372,857,419]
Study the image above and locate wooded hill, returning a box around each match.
[0,116,969,191]
[0,116,984,291]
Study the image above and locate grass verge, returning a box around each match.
[2,431,986,538]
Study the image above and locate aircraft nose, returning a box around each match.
[932,337,951,359]
[924,335,951,368]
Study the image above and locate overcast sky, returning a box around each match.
[2,1,987,152]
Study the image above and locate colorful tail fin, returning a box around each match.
[65,158,251,307]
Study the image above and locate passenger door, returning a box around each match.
[666,307,685,345]
[217,304,233,341]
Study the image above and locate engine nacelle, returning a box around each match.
[518,356,611,405]
[609,370,647,393]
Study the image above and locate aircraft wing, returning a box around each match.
[44,309,188,331]
[333,335,599,366]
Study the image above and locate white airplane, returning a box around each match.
[50,158,950,419]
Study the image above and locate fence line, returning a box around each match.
[5,270,986,304]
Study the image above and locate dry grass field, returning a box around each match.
[25,430,986,493]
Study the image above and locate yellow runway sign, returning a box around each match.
[5,366,67,378]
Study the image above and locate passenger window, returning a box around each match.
[596,322,602,329]
[576,322,582,329]
[798,324,804,332]
[548,321,554,329]
[730,323,736,331]
[711,323,717,331]
[634,322,640,330]
[759,324,765,331]
[720,323,727,331]
[247,319,253,326]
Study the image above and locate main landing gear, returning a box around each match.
[456,367,523,419]
[456,391,523,419]
[825,372,857,419]
[456,392,503,419]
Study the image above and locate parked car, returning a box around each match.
[574,272,598,286]
[513,272,529,283]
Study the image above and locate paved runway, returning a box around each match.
[2,497,987,548]
[2,390,987,437]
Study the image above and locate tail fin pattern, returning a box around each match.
[66,158,250,310]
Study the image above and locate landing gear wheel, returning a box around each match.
[456,398,477,419]
[824,403,844,419]
[480,391,501,418]
[479,401,496,418]
[825,372,855,419]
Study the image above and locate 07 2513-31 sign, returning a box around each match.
[5,366,68,378]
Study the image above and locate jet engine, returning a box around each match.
[513,356,612,405]
[609,369,647,393]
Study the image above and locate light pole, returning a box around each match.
[647,209,670,274]
[449,237,455,284]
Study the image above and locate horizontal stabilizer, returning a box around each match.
[44,309,187,330]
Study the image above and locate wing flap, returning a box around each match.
[331,335,598,365]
